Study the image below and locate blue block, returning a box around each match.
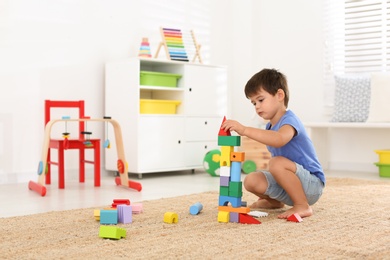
[219,195,242,208]
[100,210,118,225]
[230,161,242,182]
[189,202,203,215]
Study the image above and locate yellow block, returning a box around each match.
[164,212,179,224]
[94,209,100,221]
[218,211,230,223]
[220,146,234,167]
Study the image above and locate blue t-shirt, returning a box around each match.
[265,110,325,184]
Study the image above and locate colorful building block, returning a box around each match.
[94,209,100,221]
[220,146,234,167]
[132,203,143,214]
[189,202,203,215]
[219,195,242,208]
[218,206,250,214]
[230,161,242,182]
[230,151,245,162]
[219,186,229,196]
[239,213,262,224]
[117,205,132,224]
[218,211,230,223]
[164,212,178,224]
[218,116,231,136]
[229,212,239,223]
[229,181,243,197]
[287,213,303,223]
[99,225,126,240]
[220,176,230,187]
[100,209,118,225]
[112,198,130,208]
[218,135,241,146]
[220,166,231,177]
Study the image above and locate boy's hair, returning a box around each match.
[244,68,289,107]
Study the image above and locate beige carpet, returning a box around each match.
[1,178,390,259]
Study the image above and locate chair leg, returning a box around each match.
[58,143,65,189]
[94,140,101,187]
[79,146,85,183]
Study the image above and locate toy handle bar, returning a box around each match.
[28,118,142,196]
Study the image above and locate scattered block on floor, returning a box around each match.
[112,199,130,208]
[164,212,178,224]
[100,209,118,225]
[118,205,132,224]
[189,202,203,215]
[94,209,100,221]
[99,226,126,240]
[287,213,303,223]
[132,203,143,214]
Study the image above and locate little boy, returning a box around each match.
[221,68,325,219]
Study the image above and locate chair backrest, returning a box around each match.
[44,100,85,139]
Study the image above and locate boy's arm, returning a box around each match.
[221,120,295,148]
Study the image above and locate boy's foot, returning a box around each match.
[278,204,313,219]
[249,198,284,209]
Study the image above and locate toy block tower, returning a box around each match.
[138,37,152,58]
[217,117,261,224]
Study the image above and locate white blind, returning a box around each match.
[323,0,390,106]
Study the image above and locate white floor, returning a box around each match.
[1,169,389,218]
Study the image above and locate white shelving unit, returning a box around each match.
[104,58,228,178]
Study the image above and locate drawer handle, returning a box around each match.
[204,121,207,125]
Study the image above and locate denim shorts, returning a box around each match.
[262,163,324,206]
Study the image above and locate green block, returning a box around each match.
[99,226,126,240]
[229,181,243,198]
[220,186,229,196]
[218,136,241,146]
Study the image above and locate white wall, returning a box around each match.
[0,0,325,183]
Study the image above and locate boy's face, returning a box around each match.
[248,88,284,120]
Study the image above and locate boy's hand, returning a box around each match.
[222,120,246,136]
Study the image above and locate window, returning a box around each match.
[323,0,390,106]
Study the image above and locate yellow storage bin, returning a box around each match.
[375,150,390,164]
[140,99,181,114]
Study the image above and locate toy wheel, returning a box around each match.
[242,160,257,174]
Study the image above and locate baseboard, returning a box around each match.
[328,161,377,173]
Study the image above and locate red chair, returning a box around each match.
[44,100,100,189]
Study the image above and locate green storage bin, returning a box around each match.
[140,71,182,87]
[374,162,390,178]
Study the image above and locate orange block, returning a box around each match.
[218,206,250,214]
[231,152,245,162]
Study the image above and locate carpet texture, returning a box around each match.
[1,178,390,259]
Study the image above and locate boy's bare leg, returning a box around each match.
[243,172,284,209]
[269,156,313,219]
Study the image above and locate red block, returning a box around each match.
[239,213,261,224]
[218,116,231,136]
[287,213,303,223]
